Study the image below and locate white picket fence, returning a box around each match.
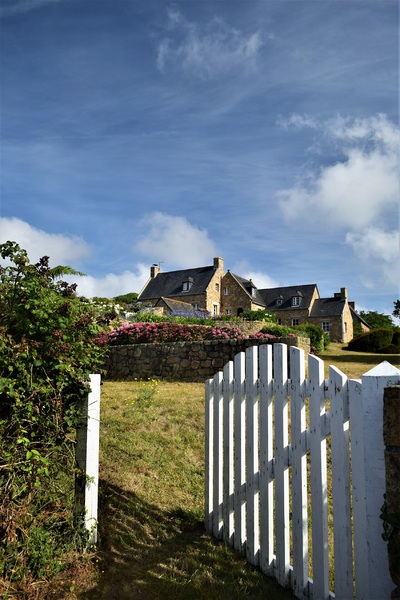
[75,373,101,544]
[205,344,400,600]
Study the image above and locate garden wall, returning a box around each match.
[104,336,310,382]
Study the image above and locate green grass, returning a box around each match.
[47,345,399,599]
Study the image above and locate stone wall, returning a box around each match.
[104,336,310,382]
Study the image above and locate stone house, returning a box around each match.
[138,257,368,343]
[258,285,368,343]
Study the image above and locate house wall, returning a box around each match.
[104,336,310,382]
[309,303,354,343]
[220,271,254,316]
[205,257,225,314]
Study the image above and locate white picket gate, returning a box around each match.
[205,344,400,600]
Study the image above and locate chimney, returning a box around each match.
[340,287,348,300]
[150,264,160,278]
[213,257,224,272]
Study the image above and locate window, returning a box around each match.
[277,319,282,325]
[292,318,299,326]
[223,287,229,295]
[322,321,330,332]
[193,303,199,310]
[225,309,231,315]
[292,296,300,307]
[251,287,257,298]
[215,283,220,292]
[213,304,218,316]
[182,277,193,292]
[276,296,283,306]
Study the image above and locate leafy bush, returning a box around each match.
[260,324,296,337]
[348,329,396,352]
[0,242,106,589]
[97,321,281,346]
[240,309,277,322]
[380,344,400,354]
[295,323,330,353]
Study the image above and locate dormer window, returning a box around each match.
[251,287,257,298]
[291,292,303,307]
[276,295,283,306]
[182,277,193,292]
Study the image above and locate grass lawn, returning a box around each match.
[46,344,399,599]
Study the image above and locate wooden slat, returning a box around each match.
[329,366,353,600]
[274,343,290,587]
[212,370,224,539]
[308,354,330,599]
[259,344,274,576]
[222,360,234,546]
[234,351,246,554]
[245,346,260,565]
[290,347,308,597]
[204,378,213,534]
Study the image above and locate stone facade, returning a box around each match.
[104,336,310,382]
[220,271,263,316]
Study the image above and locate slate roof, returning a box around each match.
[138,265,216,300]
[309,297,346,317]
[230,273,266,307]
[258,284,318,310]
[155,297,195,313]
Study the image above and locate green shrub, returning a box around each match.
[380,344,400,354]
[0,242,106,588]
[295,323,330,353]
[240,309,277,323]
[259,324,296,337]
[348,328,394,352]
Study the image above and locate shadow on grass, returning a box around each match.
[321,350,400,371]
[79,480,294,600]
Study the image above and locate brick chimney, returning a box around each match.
[340,287,348,300]
[150,264,160,278]
[213,257,224,272]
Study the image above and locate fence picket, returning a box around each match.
[212,370,224,539]
[259,344,274,576]
[290,347,308,597]
[222,360,234,546]
[274,343,290,587]
[245,346,260,565]
[204,378,213,534]
[308,354,330,599]
[329,366,353,599]
[233,351,246,554]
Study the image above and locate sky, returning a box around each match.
[0,0,399,315]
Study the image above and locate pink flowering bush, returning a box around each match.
[96,321,278,346]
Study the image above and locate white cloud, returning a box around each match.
[135,212,218,268]
[0,217,90,266]
[276,113,318,130]
[0,0,64,17]
[157,10,263,79]
[345,227,400,285]
[232,260,278,289]
[69,266,149,299]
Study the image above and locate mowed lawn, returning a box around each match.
[49,344,399,599]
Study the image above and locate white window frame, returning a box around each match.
[322,321,330,333]
[225,309,231,315]
[215,283,219,292]
[292,318,299,326]
[213,304,218,316]
[223,287,229,295]
[292,296,300,307]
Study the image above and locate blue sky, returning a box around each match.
[0,0,398,315]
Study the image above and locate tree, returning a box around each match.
[0,241,106,587]
[358,310,394,330]
[393,300,400,320]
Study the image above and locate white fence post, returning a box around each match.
[351,362,400,599]
[75,374,101,545]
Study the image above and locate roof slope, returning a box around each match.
[138,265,216,300]
[258,284,318,310]
[230,273,266,307]
[310,297,346,317]
[155,297,195,312]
